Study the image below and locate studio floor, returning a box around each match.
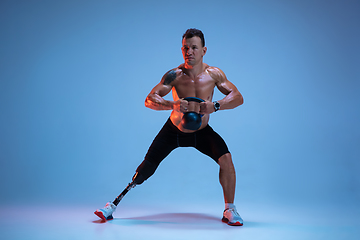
[1,201,359,240]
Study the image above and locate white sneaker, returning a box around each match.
[222,207,243,226]
[94,202,116,221]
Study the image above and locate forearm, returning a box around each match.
[145,93,174,110]
[217,90,244,110]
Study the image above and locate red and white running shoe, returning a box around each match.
[222,207,243,226]
[94,202,116,221]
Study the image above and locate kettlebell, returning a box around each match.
[181,97,204,130]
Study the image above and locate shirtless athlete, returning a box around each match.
[95,28,244,226]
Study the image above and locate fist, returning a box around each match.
[199,101,215,114]
[174,99,189,113]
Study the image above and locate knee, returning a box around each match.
[218,153,235,170]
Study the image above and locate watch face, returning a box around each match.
[214,102,220,111]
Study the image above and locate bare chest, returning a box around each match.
[172,73,216,101]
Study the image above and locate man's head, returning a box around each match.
[182,28,205,47]
[182,28,207,68]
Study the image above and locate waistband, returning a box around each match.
[165,117,211,134]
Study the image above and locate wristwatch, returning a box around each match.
[213,101,220,112]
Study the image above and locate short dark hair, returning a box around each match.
[182,28,205,47]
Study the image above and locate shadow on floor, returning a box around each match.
[96,212,235,229]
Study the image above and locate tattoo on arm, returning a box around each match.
[163,70,177,85]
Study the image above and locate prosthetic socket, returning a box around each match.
[113,160,156,206]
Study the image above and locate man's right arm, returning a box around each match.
[145,69,178,111]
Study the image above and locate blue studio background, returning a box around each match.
[0,0,359,210]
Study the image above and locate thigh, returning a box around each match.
[195,125,230,162]
[144,119,179,165]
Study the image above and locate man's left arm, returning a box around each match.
[200,68,244,114]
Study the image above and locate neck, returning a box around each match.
[184,62,204,78]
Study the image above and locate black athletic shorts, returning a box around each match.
[144,118,230,165]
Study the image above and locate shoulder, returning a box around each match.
[206,66,227,82]
[161,67,182,85]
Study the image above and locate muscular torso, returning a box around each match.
[169,64,217,132]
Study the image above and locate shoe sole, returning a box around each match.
[94,210,114,221]
[94,211,106,221]
[222,217,243,226]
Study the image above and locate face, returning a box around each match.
[181,36,207,67]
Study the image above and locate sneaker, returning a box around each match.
[222,207,243,226]
[94,202,116,221]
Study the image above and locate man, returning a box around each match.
[95,28,244,226]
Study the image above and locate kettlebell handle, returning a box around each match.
[183,97,204,118]
[183,97,205,103]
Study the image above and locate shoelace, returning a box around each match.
[104,204,114,210]
[226,208,240,216]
